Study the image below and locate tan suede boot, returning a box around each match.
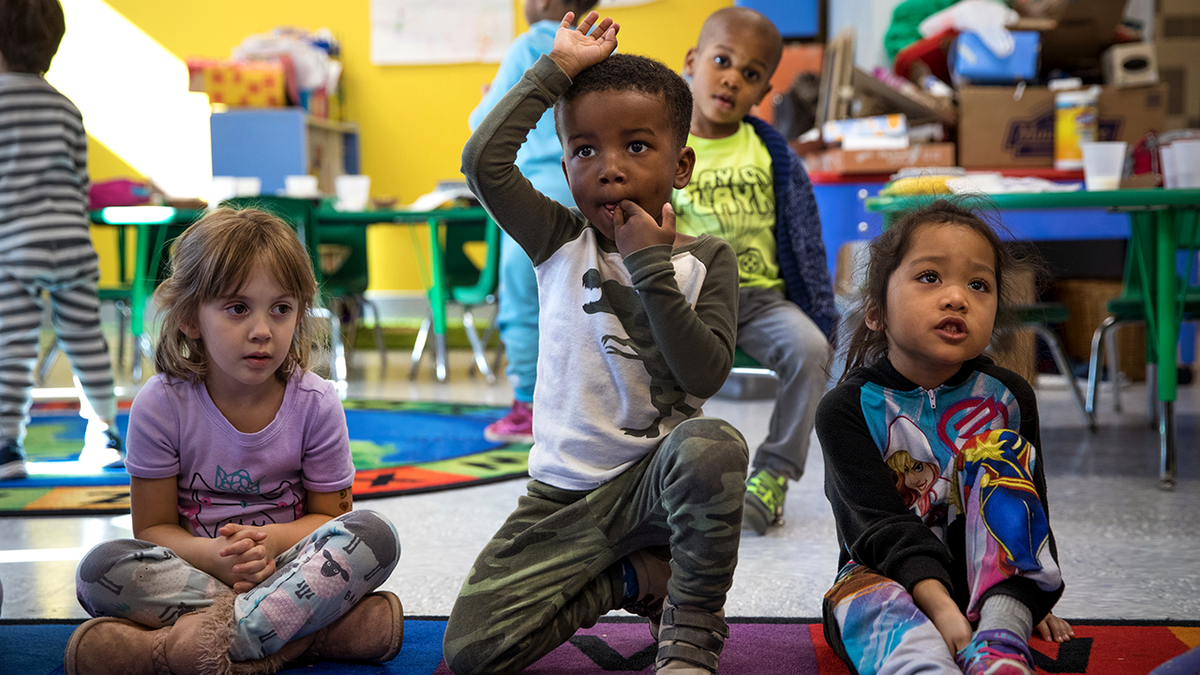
[302,591,404,663]
[64,593,319,675]
[654,601,729,674]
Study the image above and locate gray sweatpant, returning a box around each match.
[736,287,832,481]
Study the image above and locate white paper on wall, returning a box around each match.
[370,0,514,65]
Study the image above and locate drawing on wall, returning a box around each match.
[370,0,514,65]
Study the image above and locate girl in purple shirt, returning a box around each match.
[67,208,403,675]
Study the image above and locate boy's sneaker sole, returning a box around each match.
[743,496,777,535]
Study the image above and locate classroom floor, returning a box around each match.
[1,345,1198,622]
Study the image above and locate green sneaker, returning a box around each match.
[743,468,787,535]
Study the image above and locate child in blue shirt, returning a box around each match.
[468,0,598,445]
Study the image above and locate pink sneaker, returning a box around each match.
[485,400,533,444]
[957,630,1036,675]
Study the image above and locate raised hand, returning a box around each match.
[548,11,619,79]
[613,200,676,257]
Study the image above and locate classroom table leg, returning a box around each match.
[427,218,449,383]
[1155,209,1178,490]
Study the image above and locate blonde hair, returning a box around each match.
[153,208,321,383]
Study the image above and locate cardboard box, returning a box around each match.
[804,143,955,174]
[186,59,286,108]
[957,83,1168,168]
[958,85,1055,168]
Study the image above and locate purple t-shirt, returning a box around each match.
[126,370,355,538]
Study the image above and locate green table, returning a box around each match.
[90,206,204,382]
[317,205,494,383]
[865,188,1200,489]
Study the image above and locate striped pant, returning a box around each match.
[0,245,116,442]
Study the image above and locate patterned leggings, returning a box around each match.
[823,430,1063,675]
[442,417,749,675]
[76,510,400,661]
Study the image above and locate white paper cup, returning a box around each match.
[1161,145,1179,188]
[1172,140,1200,189]
[335,175,371,212]
[285,175,320,198]
[209,176,238,209]
[1081,141,1126,191]
[235,176,262,197]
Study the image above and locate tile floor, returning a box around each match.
[1,347,1197,621]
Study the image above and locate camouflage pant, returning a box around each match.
[442,417,749,675]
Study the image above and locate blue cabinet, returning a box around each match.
[735,0,821,39]
[210,108,360,196]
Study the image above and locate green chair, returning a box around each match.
[318,222,388,370]
[1086,210,1200,418]
[221,196,347,383]
[1012,302,1094,428]
[410,214,501,383]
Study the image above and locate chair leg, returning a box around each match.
[312,306,345,385]
[1087,316,1118,415]
[360,295,388,371]
[114,299,130,373]
[409,316,432,381]
[1106,323,1122,413]
[35,340,60,386]
[1030,324,1094,429]
[462,309,496,385]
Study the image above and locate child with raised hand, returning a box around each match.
[468,0,599,446]
[673,7,837,535]
[446,11,747,675]
[0,0,124,478]
[66,209,403,675]
[816,200,1066,675]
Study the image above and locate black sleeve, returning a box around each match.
[817,382,955,595]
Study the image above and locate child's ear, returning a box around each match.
[682,47,698,78]
[180,320,201,340]
[561,156,572,190]
[674,146,696,189]
[753,81,774,107]
[864,302,885,332]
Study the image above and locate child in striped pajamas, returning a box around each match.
[0,0,121,478]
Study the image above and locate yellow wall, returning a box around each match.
[90,0,732,293]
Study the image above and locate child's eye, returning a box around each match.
[273,303,293,315]
[713,55,730,67]
[744,69,762,82]
[969,279,991,292]
[574,145,594,158]
[917,271,939,284]
[629,141,648,153]
[227,303,248,315]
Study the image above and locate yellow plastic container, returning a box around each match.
[1054,86,1100,171]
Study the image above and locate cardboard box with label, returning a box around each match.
[958,83,1167,168]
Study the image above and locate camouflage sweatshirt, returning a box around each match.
[462,55,740,490]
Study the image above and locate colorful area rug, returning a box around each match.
[4,617,1197,674]
[0,400,528,516]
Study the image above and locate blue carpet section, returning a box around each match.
[344,409,500,464]
[3,618,448,675]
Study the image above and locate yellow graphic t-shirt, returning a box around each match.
[674,122,780,290]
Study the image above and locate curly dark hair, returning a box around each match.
[554,53,693,150]
[0,0,65,74]
[839,198,1042,383]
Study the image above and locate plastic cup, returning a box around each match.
[209,176,238,209]
[284,175,319,198]
[1081,141,1127,191]
[335,174,371,212]
[235,176,261,197]
[1172,140,1200,189]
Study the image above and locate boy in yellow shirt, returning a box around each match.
[674,7,837,534]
